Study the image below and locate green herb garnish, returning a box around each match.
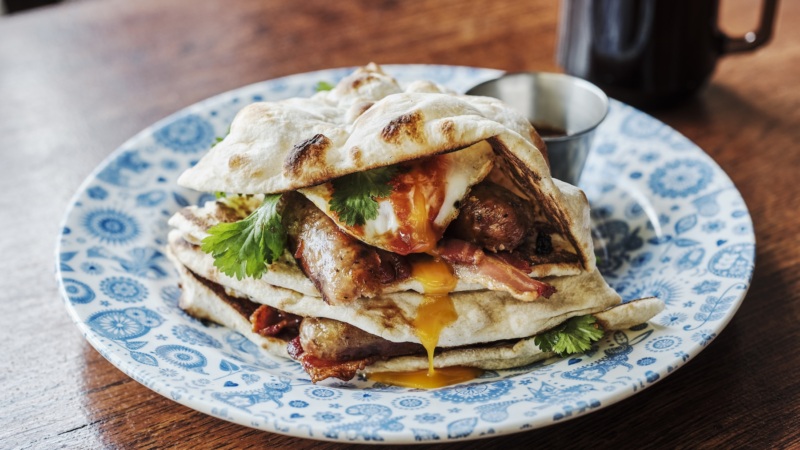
[315,81,335,92]
[329,166,398,226]
[211,126,231,148]
[200,194,286,280]
[534,315,605,356]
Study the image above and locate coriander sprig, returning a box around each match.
[315,81,335,92]
[211,126,231,148]
[534,315,605,356]
[329,166,398,226]
[200,194,286,280]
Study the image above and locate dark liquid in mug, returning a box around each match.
[558,0,722,108]
[532,122,568,138]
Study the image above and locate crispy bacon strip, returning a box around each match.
[250,305,302,339]
[438,238,556,300]
[288,336,376,383]
[437,238,486,264]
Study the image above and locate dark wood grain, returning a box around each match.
[1,0,798,448]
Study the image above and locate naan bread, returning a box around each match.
[177,63,594,274]
[169,246,663,372]
[168,230,620,347]
[170,252,290,358]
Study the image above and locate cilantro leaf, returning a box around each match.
[329,166,398,226]
[534,315,605,356]
[211,126,231,148]
[315,81,335,92]
[200,194,286,280]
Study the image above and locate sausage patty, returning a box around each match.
[447,181,533,252]
[298,317,423,362]
[283,193,411,304]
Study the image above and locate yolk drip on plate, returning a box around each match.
[369,256,483,389]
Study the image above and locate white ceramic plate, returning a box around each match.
[57,65,755,443]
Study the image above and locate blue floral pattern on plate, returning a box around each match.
[56,65,755,443]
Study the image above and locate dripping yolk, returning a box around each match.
[412,256,458,376]
[405,185,439,254]
[369,257,483,389]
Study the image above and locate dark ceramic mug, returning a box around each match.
[557,0,779,108]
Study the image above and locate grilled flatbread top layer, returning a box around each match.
[177,63,595,274]
[178,63,538,195]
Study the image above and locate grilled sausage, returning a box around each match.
[283,193,410,304]
[298,317,423,362]
[447,181,533,252]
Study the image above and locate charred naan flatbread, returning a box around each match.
[178,63,594,277]
[168,245,663,376]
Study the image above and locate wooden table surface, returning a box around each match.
[2,0,798,448]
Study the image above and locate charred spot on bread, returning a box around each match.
[228,153,250,170]
[351,73,379,90]
[349,145,364,166]
[283,134,332,176]
[381,111,424,144]
[440,119,456,141]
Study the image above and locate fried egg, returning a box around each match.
[299,141,494,255]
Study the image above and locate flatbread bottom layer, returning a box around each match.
[166,248,663,378]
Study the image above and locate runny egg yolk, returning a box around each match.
[380,158,448,255]
[369,257,483,389]
[411,257,458,374]
[405,185,439,254]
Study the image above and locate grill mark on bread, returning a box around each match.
[351,74,378,90]
[356,101,374,116]
[349,146,363,166]
[381,111,424,144]
[214,202,244,222]
[228,153,249,170]
[283,134,332,176]
[440,119,455,141]
[179,202,243,231]
[363,296,410,329]
[179,208,207,229]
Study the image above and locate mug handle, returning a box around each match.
[722,0,779,53]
